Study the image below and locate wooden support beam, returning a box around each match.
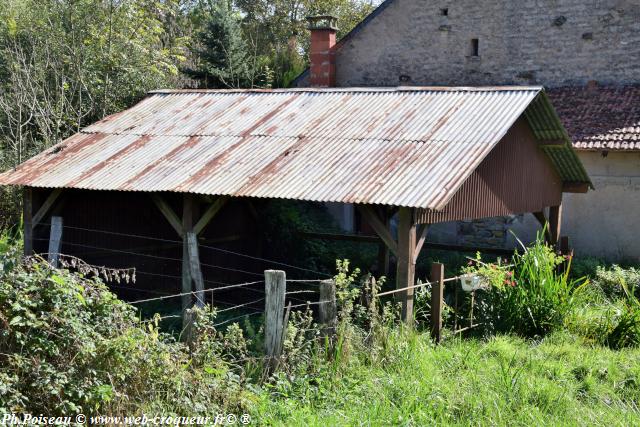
[23,188,33,256]
[193,196,229,236]
[151,194,183,237]
[186,232,205,307]
[533,210,553,242]
[298,231,517,255]
[47,216,63,267]
[376,207,390,276]
[181,195,194,320]
[562,182,590,193]
[430,262,444,343]
[548,204,562,247]
[414,224,429,263]
[532,211,547,227]
[32,188,62,227]
[396,207,416,325]
[357,205,398,257]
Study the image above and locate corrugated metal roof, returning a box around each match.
[0,87,592,209]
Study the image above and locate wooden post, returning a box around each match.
[430,262,444,343]
[376,208,390,277]
[559,235,572,274]
[187,232,205,307]
[183,308,195,346]
[548,204,562,247]
[23,188,33,256]
[182,195,195,323]
[396,207,416,325]
[319,279,337,337]
[47,216,63,267]
[265,270,286,365]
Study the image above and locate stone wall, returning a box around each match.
[333,0,640,88]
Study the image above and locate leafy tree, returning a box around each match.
[185,1,269,88]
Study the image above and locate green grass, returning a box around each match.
[253,331,640,426]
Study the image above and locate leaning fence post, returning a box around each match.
[47,216,63,267]
[319,279,337,337]
[265,270,286,367]
[430,263,444,343]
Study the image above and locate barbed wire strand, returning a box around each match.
[216,298,265,314]
[35,222,330,278]
[128,280,262,305]
[213,311,263,328]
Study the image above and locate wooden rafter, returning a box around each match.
[414,224,429,263]
[151,194,183,237]
[32,188,62,226]
[357,205,398,257]
[193,196,229,235]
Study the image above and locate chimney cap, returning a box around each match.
[306,15,339,31]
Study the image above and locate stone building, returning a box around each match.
[297,0,640,261]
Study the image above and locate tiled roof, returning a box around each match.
[548,85,640,151]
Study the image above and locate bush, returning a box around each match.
[464,233,587,338]
[0,237,254,415]
[592,265,640,300]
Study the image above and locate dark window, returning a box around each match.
[471,38,479,56]
[441,8,449,16]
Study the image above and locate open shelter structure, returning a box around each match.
[0,85,591,323]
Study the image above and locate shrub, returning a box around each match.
[465,233,587,338]
[0,239,254,415]
[592,265,640,300]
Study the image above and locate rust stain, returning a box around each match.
[419,97,466,142]
[121,136,202,189]
[7,133,108,184]
[66,135,153,187]
[175,95,301,192]
[235,136,309,194]
[191,96,247,136]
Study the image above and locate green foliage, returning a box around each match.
[592,264,640,300]
[464,233,587,338]
[186,1,269,88]
[0,240,254,415]
[259,200,378,276]
[255,332,640,426]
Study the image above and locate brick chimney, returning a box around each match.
[307,15,338,87]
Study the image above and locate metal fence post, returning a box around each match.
[265,270,286,366]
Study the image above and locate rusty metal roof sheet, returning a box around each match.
[0,87,591,209]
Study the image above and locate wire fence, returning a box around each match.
[31,220,484,338]
[34,221,331,278]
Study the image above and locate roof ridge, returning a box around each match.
[148,86,544,95]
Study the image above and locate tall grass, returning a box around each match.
[501,233,587,336]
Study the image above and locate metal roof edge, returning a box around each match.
[148,86,544,94]
[526,90,594,189]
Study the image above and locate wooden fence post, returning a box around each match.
[47,216,63,267]
[430,262,444,343]
[186,232,205,308]
[265,270,286,366]
[319,279,337,337]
